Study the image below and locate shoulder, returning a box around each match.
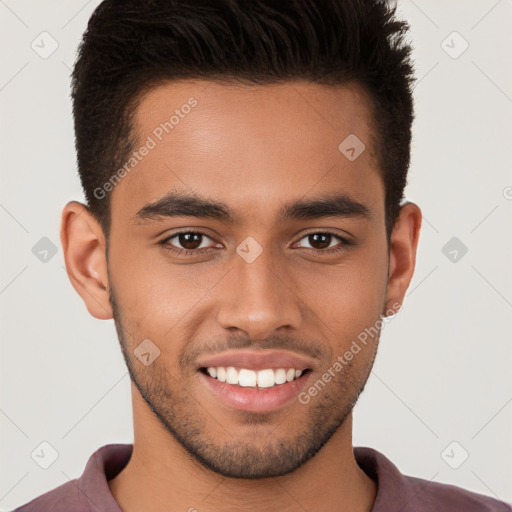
[354,446,511,512]
[12,480,87,512]
[12,443,131,512]
[403,473,512,511]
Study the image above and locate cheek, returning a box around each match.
[108,239,174,333]
[108,240,224,336]
[301,244,387,308]
[294,244,388,348]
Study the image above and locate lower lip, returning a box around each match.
[199,370,311,413]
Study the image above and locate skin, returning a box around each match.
[61,79,421,512]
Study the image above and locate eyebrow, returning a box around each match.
[134,191,372,224]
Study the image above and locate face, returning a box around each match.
[63,79,420,479]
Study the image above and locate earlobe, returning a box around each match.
[385,202,422,314]
[60,201,113,320]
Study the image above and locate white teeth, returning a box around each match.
[226,366,238,385]
[274,369,287,385]
[217,367,226,382]
[238,369,257,387]
[205,366,306,388]
[257,369,275,388]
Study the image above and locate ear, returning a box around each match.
[60,201,113,320]
[385,201,422,315]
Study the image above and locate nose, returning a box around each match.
[217,247,303,341]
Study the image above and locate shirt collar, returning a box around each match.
[76,443,416,511]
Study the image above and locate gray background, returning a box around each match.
[1,0,511,509]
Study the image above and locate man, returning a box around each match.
[14,0,510,511]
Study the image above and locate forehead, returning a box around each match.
[110,79,383,224]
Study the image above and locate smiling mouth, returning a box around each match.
[199,366,312,389]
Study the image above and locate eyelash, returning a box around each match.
[158,230,351,257]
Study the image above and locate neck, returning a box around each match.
[108,387,377,512]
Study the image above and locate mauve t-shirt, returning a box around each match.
[12,443,511,511]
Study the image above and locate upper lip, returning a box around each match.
[196,350,316,372]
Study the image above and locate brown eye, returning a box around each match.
[160,231,215,254]
[307,233,332,250]
[297,232,346,251]
[177,232,204,250]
